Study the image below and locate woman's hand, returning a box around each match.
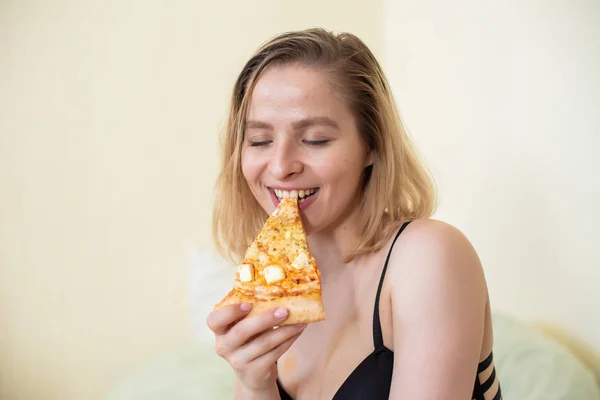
[206,303,306,395]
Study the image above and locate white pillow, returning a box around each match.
[188,247,236,343]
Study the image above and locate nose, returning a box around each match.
[269,141,303,180]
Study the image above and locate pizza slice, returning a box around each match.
[214,198,325,325]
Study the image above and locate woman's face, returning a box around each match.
[241,64,372,234]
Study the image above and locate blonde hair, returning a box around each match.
[213,28,437,263]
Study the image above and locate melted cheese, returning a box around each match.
[257,251,269,265]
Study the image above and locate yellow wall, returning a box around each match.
[0,1,382,399]
[383,0,600,376]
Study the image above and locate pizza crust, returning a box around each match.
[214,289,326,326]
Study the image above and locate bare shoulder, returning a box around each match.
[393,218,478,256]
[387,219,488,305]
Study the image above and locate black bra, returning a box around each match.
[277,221,501,399]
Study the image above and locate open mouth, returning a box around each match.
[272,188,319,204]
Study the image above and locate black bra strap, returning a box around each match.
[478,352,494,372]
[373,221,412,349]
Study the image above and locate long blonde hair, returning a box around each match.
[213,28,437,263]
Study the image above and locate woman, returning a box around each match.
[207,28,501,400]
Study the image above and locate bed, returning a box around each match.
[107,312,600,399]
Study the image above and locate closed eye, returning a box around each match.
[303,139,330,146]
[249,140,272,147]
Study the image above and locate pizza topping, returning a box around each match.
[291,251,311,270]
[257,251,269,265]
[230,198,323,298]
[238,264,255,283]
[263,265,286,284]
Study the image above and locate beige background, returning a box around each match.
[1,0,598,399]
[0,1,382,399]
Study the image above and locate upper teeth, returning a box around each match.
[274,188,316,199]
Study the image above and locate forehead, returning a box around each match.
[247,64,349,122]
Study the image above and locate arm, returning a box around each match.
[388,220,487,400]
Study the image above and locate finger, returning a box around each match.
[228,307,291,349]
[235,324,306,365]
[251,329,304,371]
[206,303,253,335]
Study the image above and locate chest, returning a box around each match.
[277,261,395,400]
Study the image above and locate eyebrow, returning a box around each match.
[245,116,340,131]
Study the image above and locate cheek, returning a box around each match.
[241,152,261,183]
[312,157,365,193]
[322,151,365,176]
[321,150,368,194]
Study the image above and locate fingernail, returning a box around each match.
[240,303,252,312]
[274,307,288,318]
[296,323,307,328]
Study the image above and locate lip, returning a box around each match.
[268,187,319,211]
